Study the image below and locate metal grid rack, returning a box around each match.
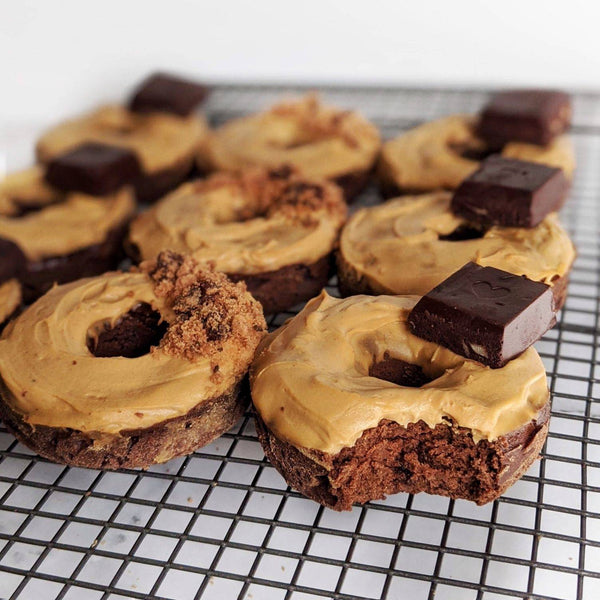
[1,85,599,600]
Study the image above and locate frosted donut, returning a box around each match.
[251,292,550,509]
[199,95,381,200]
[377,114,575,195]
[337,191,575,309]
[128,167,348,313]
[0,251,266,469]
[36,105,209,202]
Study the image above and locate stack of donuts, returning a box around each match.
[0,75,576,509]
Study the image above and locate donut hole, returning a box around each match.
[438,224,488,242]
[87,302,167,358]
[449,142,497,162]
[369,352,433,388]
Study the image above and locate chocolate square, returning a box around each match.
[129,72,209,116]
[451,155,568,228]
[478,89,571,147]
[45,143,141,196]
[408,262,556,368]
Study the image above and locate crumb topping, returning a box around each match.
[191,167,347,226]
[270,94,369,148]
[141,250,267,362]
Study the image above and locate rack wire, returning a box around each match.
[0,85,599,600]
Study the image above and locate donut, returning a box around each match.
[377,115,575,195]
[337,191,575,309]
[0,251,266,469]
[251,292,550,510]
[36,105,209,202]
[127,167,348,314]
[198,94,381,200]
[0,166,135,302]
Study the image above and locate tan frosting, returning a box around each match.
[0,167,135,261]
[251,292,549,454]
[129,168,348,274]
[200,95,381,180]
[0,280,21,324]
[339,191,575,295]
[36,105,208,174]
[0,264,264,434]
[378,114,575,191]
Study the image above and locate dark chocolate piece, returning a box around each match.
[478,89,571,147]
[407,262,556,368]
[0,238,27,284]
[451,155,568,228]
[45,143,141,196]
[129,72,209,116]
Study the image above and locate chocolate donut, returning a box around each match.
[198,95,380,201]
[0,251,266,469]
[36,105,209,202]
[0,166,135,302]
[337,191,575,309]
[128,167,348,314]
[377,115,575,196]
[251,292,550,510]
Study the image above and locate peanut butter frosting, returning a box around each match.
[0,167,135,261]
[339,191,575,295]
[377,114,575,192]
[36,105,208,174]
[0,252,266,434]
[250,292,549,454]
[0,280,21,325]
[129,168,348,275]
[199,95,381,180]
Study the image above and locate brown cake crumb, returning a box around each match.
[141,251,267,362]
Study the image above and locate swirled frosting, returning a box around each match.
[339,191,575,295]
[251,292,549,454]
[36,105,208,174]
[129,168,348,274]
[0,253,266,434]
[0,167,135,260]
[200,95,381,180]
[378,114,575,192]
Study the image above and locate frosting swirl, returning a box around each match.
[251,292,549,454]
[0,167,135,261]
[378,114,575,192]
[200,95,381,180]
[0,280,21,325]
[129,168,348,274]
[339,191,575,295]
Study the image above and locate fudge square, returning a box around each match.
[451,155,568,228]
[45,142,141,196]
[478,89,571,147]
[408,262,556,368]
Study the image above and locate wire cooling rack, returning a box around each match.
[1,85,599,600]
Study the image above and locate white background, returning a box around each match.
[1,0,599,125]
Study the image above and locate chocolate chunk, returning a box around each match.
[45,143,141,196]
[407,262,556,368]
[129,72,209,116]
[451,155,568,228]
[478,89,571,147]
[0,238,27,285]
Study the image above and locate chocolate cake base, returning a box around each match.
[0,378,248,470]
[228,254,333,315]
[333,169,372,202]
[254,402,550,510]
[17,220,130,303]
[336,253,570,312]
[134,156,196,203]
